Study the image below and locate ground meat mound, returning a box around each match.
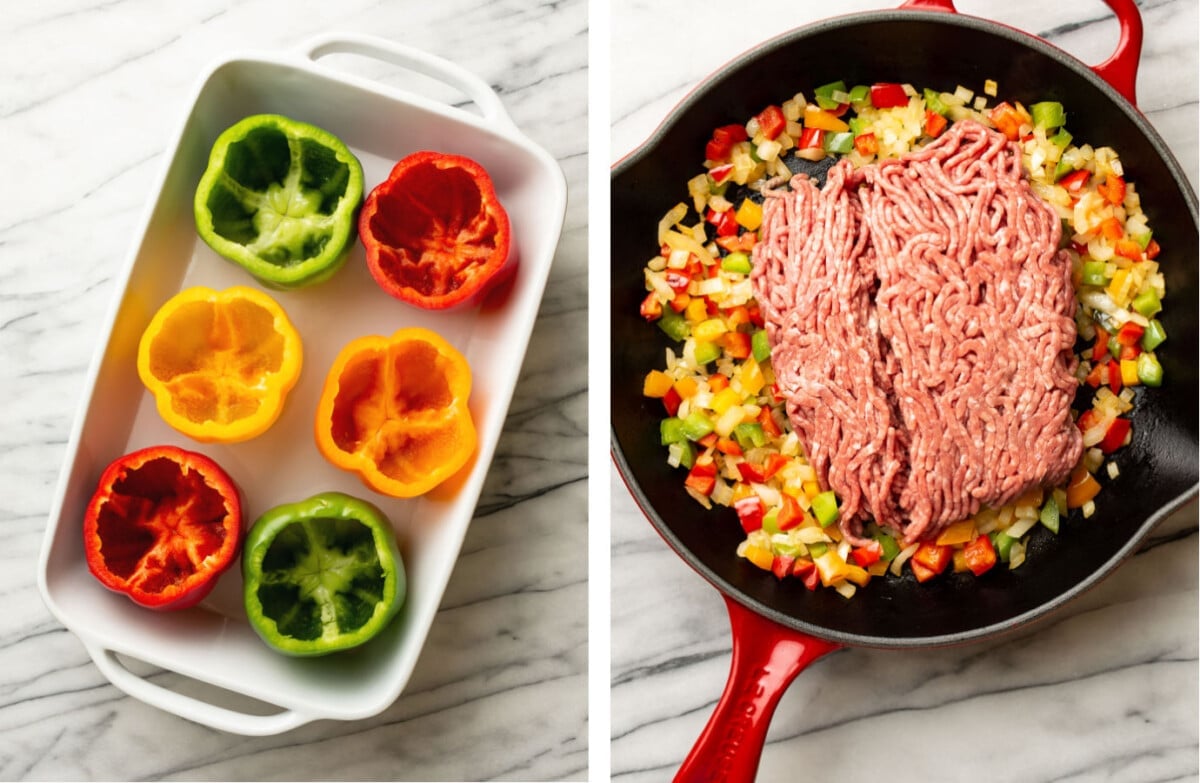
[753,120,1082,545]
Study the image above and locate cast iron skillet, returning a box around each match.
[610,0,1198,779]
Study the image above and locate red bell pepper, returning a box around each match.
[706,207,739,238]
[797,126,824,150]
[988,102,1024,140]
[721,331,753,359]
[1115,322,1145,347]
[709,163,734,184]
[757,406,781,438]
[1108,359,1122,394]
[1145,238,1161,259]
[685,461,717,496]
[762,453,789,481]
[1097,174,1126,205]
[911,542,952,582]
[736,462,766,484]
[961,534,997,577]
[924,110,948,138]
[1114,239,1143,261]
[850,540,883,567]
[1092,327,1110,362]
[1100,216,1124,240]
[853,132,878,156]
[662,386,682,417]
[754,105,786,141]
[1059,169,1090,194]
[640,292,662,321]
[83,445,243,610]
[771,554,795,580]
[734,495,765,533]
[776,494,805,531]
[870,82,909,109]
[1099,417,1132,453]
[706,124,749,162]
[792,557,820,590]
[715,437,743,457]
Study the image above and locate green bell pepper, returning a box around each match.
[194,114,364,288]
[1030,101,1066,130]
[242,492,405,656]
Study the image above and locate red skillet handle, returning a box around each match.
[899,0,1143,106]
[674,596,840,783]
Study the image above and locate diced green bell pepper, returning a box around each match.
[676,440,696,469]
[734,421,766,450]
[761,508,781,535]
[873,532,901,561]
[1081,260,1109,286]
[824,131,855,154]
[242,492,405,656]
[1053,158,1077,182]
[807,541,829,558]
[1133,231,1153,251]
[848,117,868,137]
[1030,101,1066,130]
[923,88,949,116]
[1132,288,1162,318]
[1050,129,1073,149]
[848,85,871,106]
[660,417,688,445]
[1141,319,1167,351]
[195,114,364,289]
[1039,499,1060,534]
[814,80,848,110]
[1136,352,1163,387]
[721,252,753,274]
[658,307,690,342]
[694,340,722,365]
[992,531,1016,563]
[681,411,715,440]
[751,329,771,363]
[811,490,839,528]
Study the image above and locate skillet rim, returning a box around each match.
[610,7,1199,649]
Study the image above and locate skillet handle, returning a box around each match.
[898,0,1143,106]
[674,596,840,783]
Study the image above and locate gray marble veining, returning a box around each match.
[0,1,586,780]
[610,1,1198,781]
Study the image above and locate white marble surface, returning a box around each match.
[0,1,586,780]
[610,1,1198,781]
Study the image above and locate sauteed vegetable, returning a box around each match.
[640,79,1168,596]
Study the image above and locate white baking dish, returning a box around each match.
[36,33,566,736]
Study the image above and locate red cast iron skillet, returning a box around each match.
[610,0,1198,779]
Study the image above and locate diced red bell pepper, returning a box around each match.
[736,462,766,484]
[721,331,753,359]
[924,110,948,138]
[715,437,742,456]
[1115,322,1145,346]
[664,271,691,294]
[798,126,824,150]
[709,163,734,183]
[870,82,909,109]
[706,207,739,238]
[668,291,689,312]
[1108,359,1122,394]
[853,132,878,156]
[709,373,730,392]
[1119,343,1141,361]
[1099,417,1131,454]
[910,560,937,583]
[1092,327,1109,362]
[640,292,662,321]
[755,105,786,141]
[1097,175,1126,205]
[762,453,789,481]
[1059,169,1090,194]
[792,557,820,590]
[961,534,997,577]
[697,432,719,449]
[912,542,952,582]
[725,306,751,330]
[706,124,749,162]
[662,386,682,417]
[1084,362,1106,389]
[1114,239,1143,261]
[850,540,883,567]
[734,495,764,533]
[685,461,717,496]
[777,494,805,531]
[771,554,795,580]
[1077,408,1101,433]
[1145,239,1161,259]
[988,102,1024,140]
[746,303,765,328]
[1070,239,1089,255]
[757,406,781,438]
[1100,217,1124,240]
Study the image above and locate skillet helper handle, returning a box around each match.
[86,643,315,736]
[897,0,1143,106]
[675,597,840,783]
[296,32,518,131]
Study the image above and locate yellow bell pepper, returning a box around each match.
[137,286,302,443]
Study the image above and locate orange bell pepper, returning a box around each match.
[314,327,477,498]
[137,286,302,443]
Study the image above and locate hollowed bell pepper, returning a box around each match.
[137,286,303,443]
[194,114,364,288]
[242,492,405,656]
[315,327,477,498]
[83,445,242,610]
[359,151,512,309]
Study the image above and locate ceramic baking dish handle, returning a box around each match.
[86,643,316,735]
[298,32,517,130]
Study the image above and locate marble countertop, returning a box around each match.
[0,1,586,780]
[610,1,1198,782]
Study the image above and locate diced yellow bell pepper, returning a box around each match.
[694,318,728,343]
[803,481,822,500]
[803,105,850,132]
[935,519,976,547]
[1107,268,1131,306]
[744,543,774,570]
[732,481,755,502]
[1120,359,1139,386]
[685,298,708,323]
[735,199,763,231]
[738,358,766,396]
[643,370,674,398]
[710,387,743,415]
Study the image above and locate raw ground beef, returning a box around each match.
[753,120,1082,545]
